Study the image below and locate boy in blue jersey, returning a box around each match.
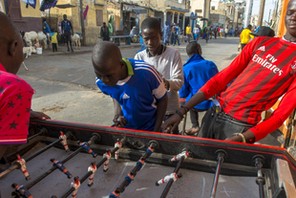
[179,41,218,135]
[92,41,168,131]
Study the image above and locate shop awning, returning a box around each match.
[55,4,76,9]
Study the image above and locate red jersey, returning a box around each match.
[0,63,34,144]
[200,37,296,141]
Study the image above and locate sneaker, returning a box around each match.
[185,127,199,136]
[87,183,93,187]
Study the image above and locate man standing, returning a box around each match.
[100,22,110,41]
[240,24,253,50]
[162,0,296,144]
[179,41,218,135]
[135,17,183,134]
[61,14,74,52]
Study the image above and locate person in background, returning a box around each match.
[250,26,275,37]
[185,24,192,42]
[135,17,183,134]
[92,41,168,131]
[51,28,58,52]
[61,14,74,52]
[162,0,296,144]
[240,24,253,50]
[0,12,50,166]
[163,21,170,46]
[179,41,218,135]
[100,22,110,41]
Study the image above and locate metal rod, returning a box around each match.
[210,150,226,198]
[0,135,61,178]
[60,141,122,198]
[26,138,62,162]
[28,128,47,141]
[160,155,184,198]
[110,142,156,197]
[26,146,83,190]
[254,156,265,198]
[25,135,98,190]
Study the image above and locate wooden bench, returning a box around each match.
[110,35,131,46]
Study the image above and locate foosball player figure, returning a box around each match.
[11,183,33,198]
[170,150,190,162]
[16,154,30,180]
[155,172,182,186]
[71,176,80,198]
[87,162,97,187]
[114,140,122,160]
[59,131,69,152]
[103,150,112,172]
[50,158,72,179]
[77,140,97,158]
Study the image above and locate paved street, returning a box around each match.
[19,37,240,127]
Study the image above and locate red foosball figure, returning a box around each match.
[87,162,97,187]
[71,176,80,198]
[103,150,112,172]
[114,140,122,160]
[155,172,182,186]
[16,154,30,180]
[59,131,69,152]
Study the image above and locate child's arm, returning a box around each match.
[154,94,168,132]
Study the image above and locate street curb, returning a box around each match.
[42,44,141,56]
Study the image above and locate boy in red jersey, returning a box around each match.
[0,12,50,165]
[162,0,296,144]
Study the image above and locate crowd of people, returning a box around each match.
[1,0,296,175]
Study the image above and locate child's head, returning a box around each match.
[92,41,124,86]
[140,17,162,56]
[186,41,202,57]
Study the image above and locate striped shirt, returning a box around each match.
[96,58,167,131]
[200,37,296,140]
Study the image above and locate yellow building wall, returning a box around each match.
[20,0,42,17]
[49,0,107,45]
[0,0,5,13]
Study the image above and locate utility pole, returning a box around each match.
[79,0,86,45]
[244,0,253,27]
[257,0,266,26]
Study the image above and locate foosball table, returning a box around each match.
[0,119,295,198]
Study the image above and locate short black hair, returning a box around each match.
[186,41,202,57]
[141,17,161,34]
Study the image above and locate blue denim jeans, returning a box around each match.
[198,106,254,140]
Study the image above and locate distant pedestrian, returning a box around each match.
[240,24,253,50]
[50,28,58,52]
[100,22,110,41]
[185,24,192,42]
[61,14,74,52]
[163,21,170,45]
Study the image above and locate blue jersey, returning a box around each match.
[179,54,218,110]
[61,19,72,33]
[96,58,167,131]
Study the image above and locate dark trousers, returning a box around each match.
[198,106,253,140]
[64,33,73,52]
[52,43,57,52]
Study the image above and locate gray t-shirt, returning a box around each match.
[135,46,184,114]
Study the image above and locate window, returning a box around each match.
[96,10,103,26]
